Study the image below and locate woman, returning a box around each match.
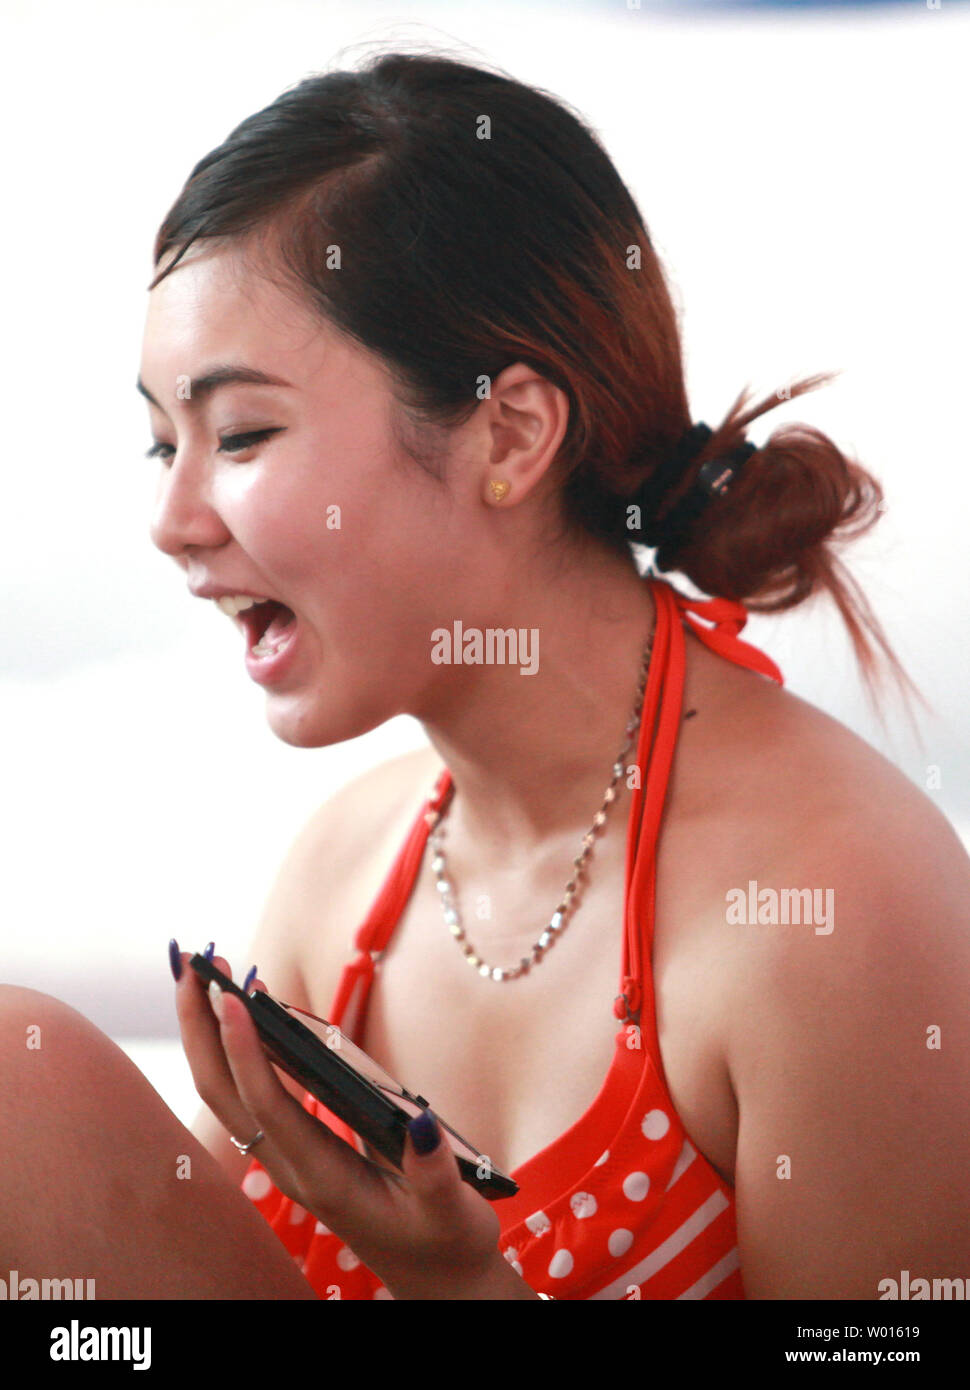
[4,51,969,1301]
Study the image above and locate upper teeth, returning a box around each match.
[215,594,271,617]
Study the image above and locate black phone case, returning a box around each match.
[189,955,518,1200]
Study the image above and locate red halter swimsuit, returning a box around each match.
[240,577,784,1298]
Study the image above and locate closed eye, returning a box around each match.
[144,427,287,460]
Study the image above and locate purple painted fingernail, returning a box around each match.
[243,964,257,992]
[204,941,215,960]
[169,939,182,982]
[408,1109,440,1155]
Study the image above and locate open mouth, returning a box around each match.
[240,599,297,652]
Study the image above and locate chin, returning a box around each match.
[263,689,393,751]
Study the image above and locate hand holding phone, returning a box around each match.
[170,948,532,1299]
[188,954,517,1200]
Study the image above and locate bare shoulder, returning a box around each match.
[694,650,970,973]
[305,743,446,877]
[690,652,970,1294]
[277,744,445,1005]
[675,629,970,1085]
[683,628,970,889]
[730,669,969,902]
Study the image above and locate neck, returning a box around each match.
[418,542,657,858]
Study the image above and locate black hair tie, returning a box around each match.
[632,423,756,572]
[635,424,713,543]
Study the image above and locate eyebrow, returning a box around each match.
[136,364,295,410]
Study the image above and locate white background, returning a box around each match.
[2,0,968,1124]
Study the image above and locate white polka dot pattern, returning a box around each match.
[525,1210,551,1236]
[623,1171,650,1202]
[242,1168,272,1202]
[570,1192,598,1219]
[641,1109,670,1140]
[608,1229,634,1258]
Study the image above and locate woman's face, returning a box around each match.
[138,242,481,749]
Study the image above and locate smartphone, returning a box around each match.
[189,955,518,1200]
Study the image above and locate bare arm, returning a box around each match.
[728,794,970,1298]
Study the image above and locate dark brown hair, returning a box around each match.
[150,49,918,713]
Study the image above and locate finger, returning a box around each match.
[213,988,398,1224]
[400,1111,503,1259]
[174,954,265,1145]
[400,1111,470,1208]
[175,952,235,1052]
[392,1111,503,1288]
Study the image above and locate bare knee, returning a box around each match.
[0,983,178,1223]
[0,983,126,1058]
[0,984,134,1124]
[0,984,316,1298]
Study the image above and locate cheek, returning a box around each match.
[247,486,324,576]
[243,461,456,638]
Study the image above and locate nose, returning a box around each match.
[148,446,230,558]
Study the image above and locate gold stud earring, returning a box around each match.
[489,480,510,502]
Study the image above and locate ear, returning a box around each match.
[478,363,569,509]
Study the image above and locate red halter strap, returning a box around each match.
[614,579,783,1022]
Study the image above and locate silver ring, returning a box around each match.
[229,1129,265,1156]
